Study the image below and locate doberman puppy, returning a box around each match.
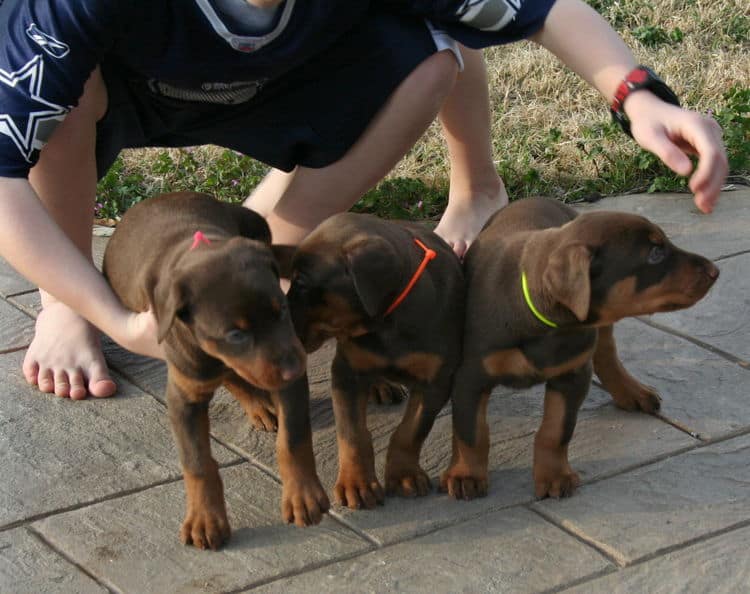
[284,213,464,509]
[103,192,329,550]
[441,197,719,501]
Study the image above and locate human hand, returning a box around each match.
[624,91,728,214]
[112,309,165,360]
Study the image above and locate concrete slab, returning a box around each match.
[253,507,610,594]
[0,258,34,298]
[0,299,34,353]
[0,527,106,594]
[576,189,750,260]
[533,434,750,566]
[610,319,750,440]
[7,291,40,318]
[0,349,238,529]
[643,253,750,365]
[565,523,750,593]
[34,464,371,594]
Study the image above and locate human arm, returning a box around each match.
[529,0,727,213]
[0,176,163,359]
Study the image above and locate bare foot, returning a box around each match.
[433,182,508,258]
[23,302,116,400]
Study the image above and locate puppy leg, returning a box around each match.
[440,362,491,500]
[224,373,278,432]
[330,351,384,509]
[594,325,661,413]
[166,370,230,550]
[272,375,330,527]
[533,364,591,499]
[385,375,451,497]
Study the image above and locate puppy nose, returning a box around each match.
[279,351,304,381]
[705,261,720,280]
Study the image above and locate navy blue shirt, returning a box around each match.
[0,0,555,178]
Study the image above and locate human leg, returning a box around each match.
[433,46,508,258]
[23,67,116,400]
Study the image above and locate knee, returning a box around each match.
[409,51,459,110]
[77,66,109,123]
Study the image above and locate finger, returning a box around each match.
[639,126,694,177]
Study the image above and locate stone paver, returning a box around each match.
[565,524,750,594]
[253,508,611,594]
[34,464,371,594]
[0,528,106,594]
[0,299,34,353]
[0,350,238,528]
[534,434,750,566]
[0,258,34,298]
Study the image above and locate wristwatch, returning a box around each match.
[610,65,680,137]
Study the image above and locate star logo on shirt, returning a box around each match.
[0,55,69,163]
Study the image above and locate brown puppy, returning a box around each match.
[103,192,328,550]
[285,213,464,508]
[442,197,718,501]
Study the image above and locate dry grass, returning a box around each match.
[114,0,749,214]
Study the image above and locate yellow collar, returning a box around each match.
[521,271,558,328]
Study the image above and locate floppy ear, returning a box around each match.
[271,244,297,279]
[152,277,191,342]
[238,208,272,244]
[542,242,592,321]
[344,236,401,318]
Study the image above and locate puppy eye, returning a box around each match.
[225,328,251,345]
[647,245,666,265]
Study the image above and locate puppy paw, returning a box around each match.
[180,505,231,550]
[281,478,330,527]
[534,469,581,499]
[439,468,488,500]
[369,381,407,406]
[611,381,662,414]
[385,464,431,497]
[333,474,385,510]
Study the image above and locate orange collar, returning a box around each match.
[384,238,437,316]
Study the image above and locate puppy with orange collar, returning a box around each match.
[441,197,718,500]
[285,213,464,509]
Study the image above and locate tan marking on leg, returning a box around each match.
[440,391,490,500]
[593,325,661,413]
[540,348,595,378]
[533,388,580,499]
[331,386,384,509]
[482,348,537,377]
[342,342,389,371]
[180,463,230,550]
[395,352,444,383]
[167,364,219,403]
[385,390,432,497]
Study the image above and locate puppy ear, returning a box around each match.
[344,236,400,317]
[238,208,272,245]
[271,244,297,279]
[152,277,191,342]
[542,242,592,321]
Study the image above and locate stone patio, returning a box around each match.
[1,189,748,593]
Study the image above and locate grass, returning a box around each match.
[97,0,750,223]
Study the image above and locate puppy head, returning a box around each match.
[541,211,718,325]
[153,237,305,390]
[285,215,405,352]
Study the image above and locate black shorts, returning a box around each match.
[96,13,442,180]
